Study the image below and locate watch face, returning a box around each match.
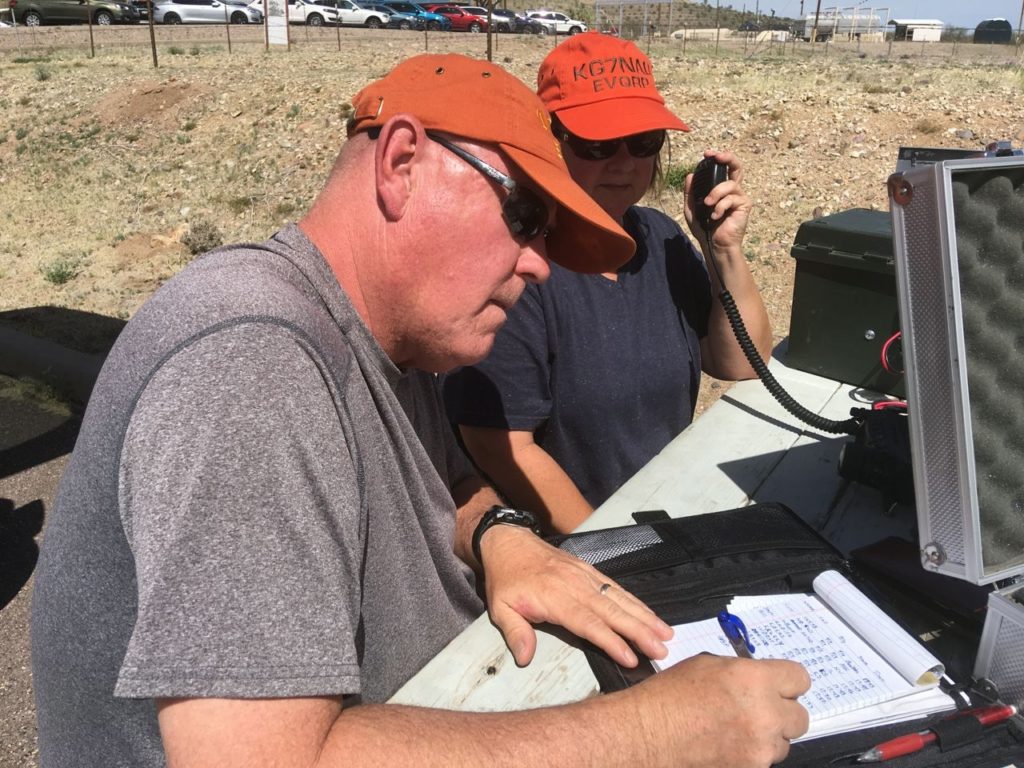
[496,508,537,528]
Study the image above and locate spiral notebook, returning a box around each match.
[652,570,957,742]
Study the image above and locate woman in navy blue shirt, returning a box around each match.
[444,32,772,532]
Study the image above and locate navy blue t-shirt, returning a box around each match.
[443,206,712,508]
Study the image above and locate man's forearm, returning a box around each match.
[161,652,810,768]
[161,690,649,768]
[451,474,505,569]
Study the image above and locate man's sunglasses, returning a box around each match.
[426,132,550,243]
[551,115,666,161]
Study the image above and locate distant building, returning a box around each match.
[797,10,885,41]
[888,19,943,42]
[974,18,1013,44]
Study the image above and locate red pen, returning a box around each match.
[855,704,1018,763]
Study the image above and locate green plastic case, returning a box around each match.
[787,208,904,397]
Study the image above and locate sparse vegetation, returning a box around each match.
[2,34,1022,366]
[182,218,224,256]
[40,254,86,285]
[914,117,945,134]
[0,374,74,417]
[662,164,691,191]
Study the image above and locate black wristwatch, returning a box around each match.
[471,505,542,566]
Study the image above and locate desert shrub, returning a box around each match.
[169,46,185,55]
[35,65,52,82]
[663,163,692,191]
[182,218,224,256]
[914,117,943,134]
[40,255,84,285]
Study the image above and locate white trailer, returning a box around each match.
[888,18,943,42]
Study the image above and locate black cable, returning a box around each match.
[717,288,861,435]
[702,229,861,436]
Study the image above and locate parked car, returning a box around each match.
[494,8,547,33]
[154,0,261,22]
[286,0,338,24]
[308,0,387,26]
[458,5,520,30]
[422,3,484,31]
[361,0,419,28]
[378,0,449,30]
[9,0,138,25]
[524,9,585,34]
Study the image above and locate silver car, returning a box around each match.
[154,0,262,23]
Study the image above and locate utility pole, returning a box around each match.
[1018,0,1023,44]
[811,0,821,42]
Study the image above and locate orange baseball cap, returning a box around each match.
[537,32,689,140]
[347,53,634,274]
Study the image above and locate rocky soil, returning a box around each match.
[3,31,1023,411]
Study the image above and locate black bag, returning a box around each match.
[549,502,1024,767]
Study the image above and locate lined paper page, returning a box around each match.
[654,594,919,720]
[726,593,914,718]
[650,574,956,739]
[812,570,944,685]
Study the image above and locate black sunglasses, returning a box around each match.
[551,115,666,161]
[426,132,550,243]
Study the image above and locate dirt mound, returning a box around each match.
[96,78,208,126]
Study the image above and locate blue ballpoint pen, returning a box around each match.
[718,610,755,659]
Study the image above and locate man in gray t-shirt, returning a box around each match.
[31,54,810,768]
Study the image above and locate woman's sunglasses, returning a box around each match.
[551,115,666,161]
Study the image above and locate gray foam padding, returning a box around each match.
[952,167,1024,573]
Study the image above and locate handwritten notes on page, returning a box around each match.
[652,570,955,741]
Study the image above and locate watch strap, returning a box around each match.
[471,505,542,566]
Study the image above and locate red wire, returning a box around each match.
[881,330,903,374]
[873,400,907,411]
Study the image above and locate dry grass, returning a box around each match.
[2,30,1023,397]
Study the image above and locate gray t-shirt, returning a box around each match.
[31,225,484,767]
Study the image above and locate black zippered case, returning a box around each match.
[549,502,1024,767]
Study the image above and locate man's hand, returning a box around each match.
[478,525,673,667]
[626,653,811,767]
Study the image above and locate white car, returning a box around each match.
[287,0,338,24]
[309,0,389,27]
[525,9,586,34]
[154,0,262,23]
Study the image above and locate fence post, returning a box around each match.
[86,9,95,58]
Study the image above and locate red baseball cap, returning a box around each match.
[347,53,635,273]
[537,32,689,140]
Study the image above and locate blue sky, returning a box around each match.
[757,1,1021,30]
